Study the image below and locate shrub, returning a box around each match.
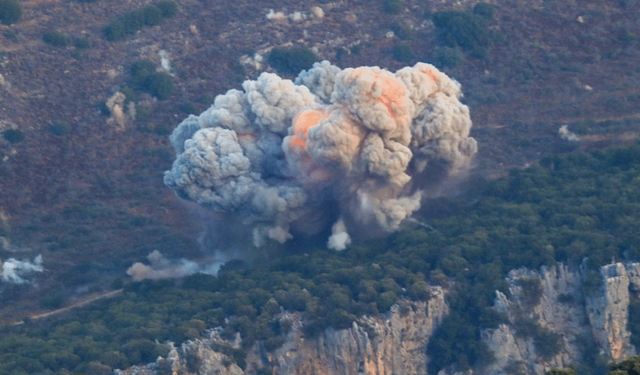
[156,0,178,18]
[40,292,65,309]
[409,280,431,300]
[73,37,91,49]
[383,0,403,14]
[136,106,151,122]
[4,30,17,41]
[49,122,72,136]
[336,47,349,61]
[0,0,21,25]
[545,368,577,375]
[534,329,563,360]
[156,359,173,375]
[120,86,138,103]
[131,59,157,84]
[3,128,24,143]
[144,72,174,100]
[431,10,492,52]
[609,355,640,374]
[628,297,640,348]
[392,43,413,63]
[557,293,574,304]
[268,47,319,75]
[128,60,174,100]
[43,31,70,47]
[104,20,127,41]
[391,21,413,40]
[517,277,543,308]
[432,46,464,68]
[473,3,495,20]
[105,2,177,41]
[142,5,163,26]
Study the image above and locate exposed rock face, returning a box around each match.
[116,286,448,375]
[118,263,640,375]
[480,262,640,375]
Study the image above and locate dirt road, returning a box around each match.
[7,289,123,327]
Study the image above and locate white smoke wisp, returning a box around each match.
[1,255,44,284]
[164,61,477,250]
[558,125,580,142]
[159,50,172,73]
[106,92,131,130]
[126,250,222,281]
[310,6,324,19]
[265,9,287,22]
[327,219,351,251]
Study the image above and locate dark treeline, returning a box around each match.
[2,142,640,374]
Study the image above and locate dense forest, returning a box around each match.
[548,354,640,375]
[1,142,639,374]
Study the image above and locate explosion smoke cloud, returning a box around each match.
[127,250,221,281]
[1,255,44,284]
[164,61,477,249]
[559,125,580,142]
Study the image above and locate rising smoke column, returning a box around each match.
[127,250,221,281]
[164,61,477,250]
[0,255,44,284]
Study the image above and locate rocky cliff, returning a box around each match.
[480,262,640,375]
[116,286,448,375]
[117,263,640,375]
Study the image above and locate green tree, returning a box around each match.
[609,353,640,374]
[73,37,91,49]
[545,368,577,375]
[156,0,178,17]
[383,0,403,14]
[142,6,163,26]
[3,128,24,143]
[43,31,70,47]
[432,46,464,68]
[268,47,319,75]
[0,0,21,25]
[391,21,413,40]
[143,72,174,100]
[104,20,127,41]
[392,43,413,63]
[431,10,492,54]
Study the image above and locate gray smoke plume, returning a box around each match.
[165,61,477,249]
[127,250,222,281]
[558,125,580,142]
[1,255,44,284]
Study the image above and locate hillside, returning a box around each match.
[1,137,640,374]
[0,0,638,339]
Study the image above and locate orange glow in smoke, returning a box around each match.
[291,108,330,149]
[417,67,438,82]
[351,68,408,121]
[237,133,256,143]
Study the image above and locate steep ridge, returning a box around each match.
[482,262,639,375]
[116,286,448,375]
[117,262,640,375]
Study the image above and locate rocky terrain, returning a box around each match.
[0,0,639,364]
[115,262,640,375]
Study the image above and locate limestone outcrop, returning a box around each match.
[116,286,448,375]
[480,262,640,375]
[117,263,640,375]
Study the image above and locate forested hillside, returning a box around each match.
[1,143,639,375]
[1,0,639,325]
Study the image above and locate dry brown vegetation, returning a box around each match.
[0,0,638,320]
